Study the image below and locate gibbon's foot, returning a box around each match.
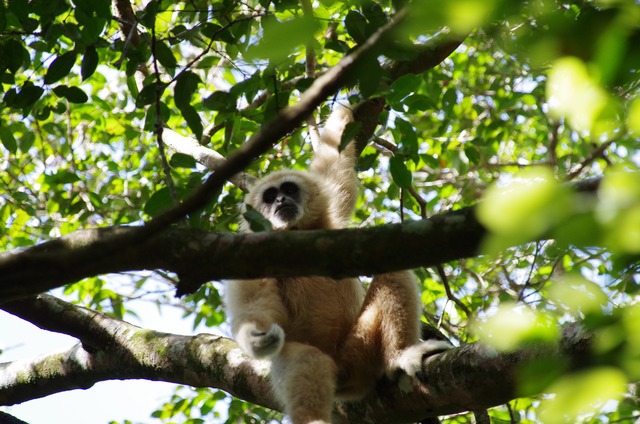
[237,322,285,358]
[387,340,453,382]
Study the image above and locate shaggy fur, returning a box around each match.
[225,105,450,424]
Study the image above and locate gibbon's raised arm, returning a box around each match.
[310,105,359,226]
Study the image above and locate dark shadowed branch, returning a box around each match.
[0,177,601,301]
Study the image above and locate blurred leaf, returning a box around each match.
[154,41,178,69]
[389,155,412,189]
[242,205,272,232]
[53,85,89,103]
[477,168,572,251]
[144,187,175,217]
[44,51,77,85]
[340,121,361,152]
[13,83,44,108]
[81,45,98,81]
[0,126,18,154]
[245,16,318,62]
[345,10,367,43]
[539,368,626,423]
[203,91,236,112]
[170,153,197,169]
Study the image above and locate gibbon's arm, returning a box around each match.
[309,105,359,226]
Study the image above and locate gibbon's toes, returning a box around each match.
[247,323,285,358]
[388,340,453,381]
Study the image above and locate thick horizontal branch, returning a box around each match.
[0,295,593,423]
[0,176,602,301]
[0,206,485,300]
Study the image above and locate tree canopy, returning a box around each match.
[1,0,640,423]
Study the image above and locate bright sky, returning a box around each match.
[0,297,213,424]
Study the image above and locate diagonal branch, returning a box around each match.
[0,9,410,285]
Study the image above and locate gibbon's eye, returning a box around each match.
[262,187,278,204]
[280,182,299,197]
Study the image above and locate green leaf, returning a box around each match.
[53,85,89,103]
[174,71,201,108]
[44,51,77,85]
[393,117,418,155]
[245,16,318,62]
[43,170,81,185]
[389,74,422,103]
[345,10,367,43]
[170,153,196,169]
[389,156,412,189]
[340,121,361,152]
[356,149,379,172]
[139,0,158,29]
[81,45,98,80]
[357,56,383,98]
[136,82,165,107]
[0,126,18,154]
[2,39,27,73]
[154,41,177,69]
[203,91,236,112]
[242,205,272,232]
[14,83,44,108]
[464,145,480,164]
[180,104,203,141]
[0,1,6,32]
[144,187,175,217]
[361,1,387,29]
[200,22,223,40]
[143,102,171,131]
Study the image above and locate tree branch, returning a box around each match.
[0,295,593,423]
[0,178,602,301]
[162,128,257,190]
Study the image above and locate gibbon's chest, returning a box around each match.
[277,276,364,355]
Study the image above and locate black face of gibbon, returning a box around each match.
[261,181,301,222]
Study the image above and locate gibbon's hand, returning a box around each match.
[237,322,285,358]
[387,340,453,382]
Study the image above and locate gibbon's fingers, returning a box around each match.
[387,339,453,381]
[237,322,285,358]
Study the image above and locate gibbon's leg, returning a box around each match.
[225,279,288,358]
[271,342,337,424]
[337,271,451,394]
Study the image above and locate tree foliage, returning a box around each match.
[1,0,640,423]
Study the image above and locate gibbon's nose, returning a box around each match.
[276,195,287,204]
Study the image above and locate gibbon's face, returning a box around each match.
[245,171,327,231]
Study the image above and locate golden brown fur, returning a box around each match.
[225,105,450,423]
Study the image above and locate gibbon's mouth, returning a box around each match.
[275,204,298,221]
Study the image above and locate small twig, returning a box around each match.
[150,3,179,205]
[300,0,321,147]
[566,138,617,180]
[436,264,472,318]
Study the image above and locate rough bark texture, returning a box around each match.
[0,178,601,301]
[0,295,593,423]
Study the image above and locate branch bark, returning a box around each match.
[0,295,593,423]
[0,177,602,301]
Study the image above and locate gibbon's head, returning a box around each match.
[242,170,331,231]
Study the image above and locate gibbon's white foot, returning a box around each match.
[388,339,453,381]
[236,322,285,358]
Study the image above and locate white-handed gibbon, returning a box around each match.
[225,105,451,424]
